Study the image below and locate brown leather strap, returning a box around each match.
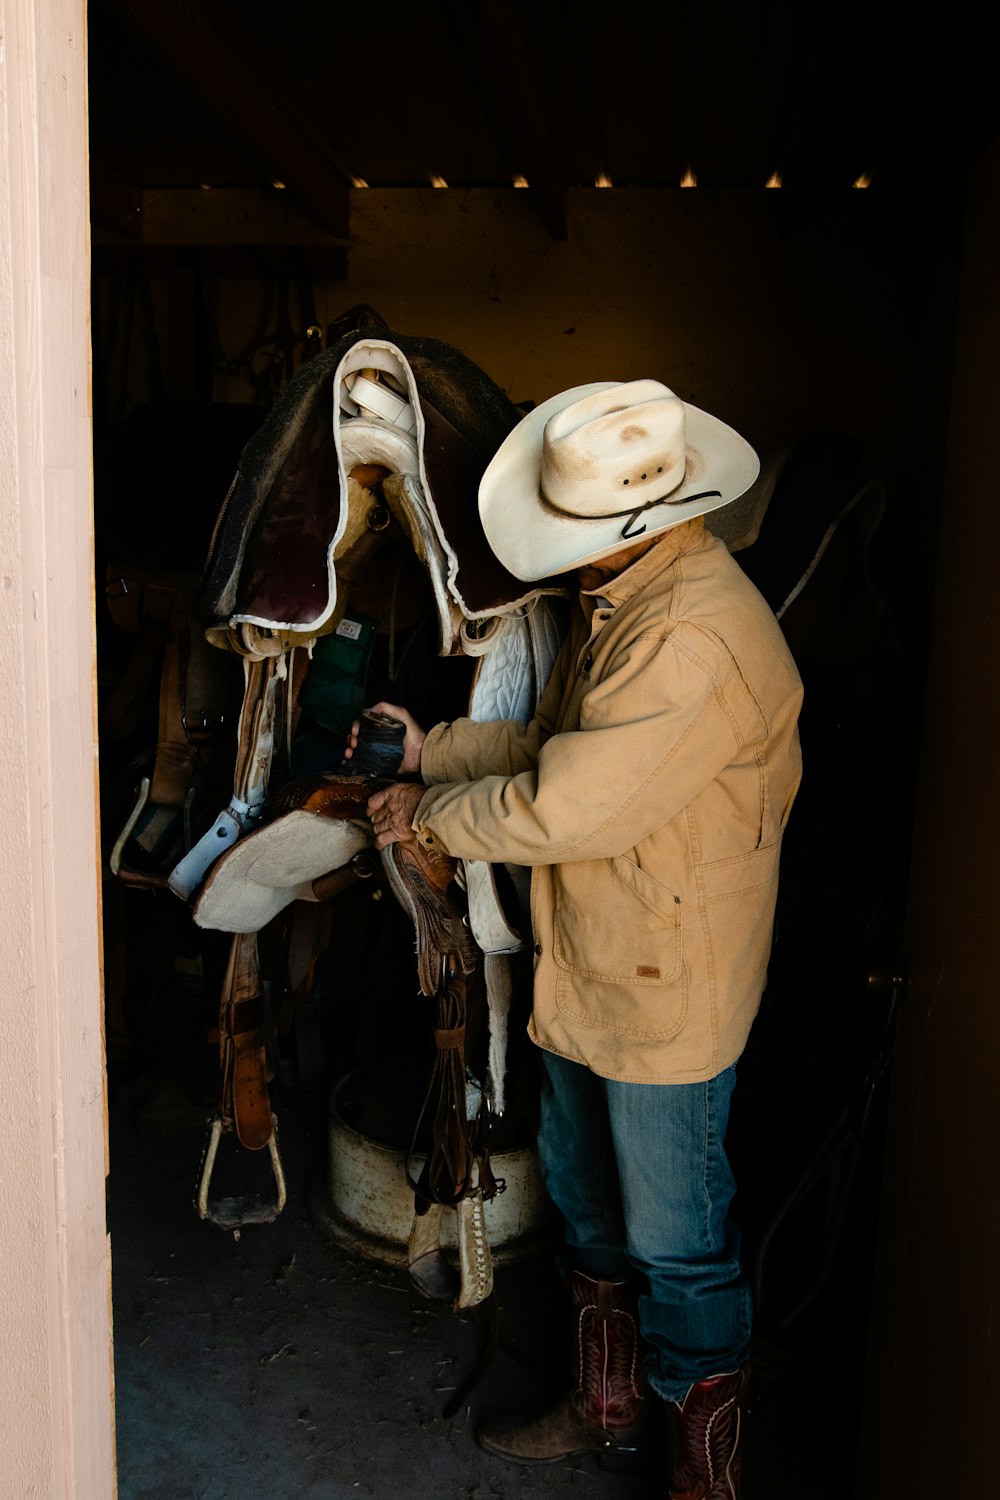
[284,901,326,997]
[105,563,178,636]
[408,967,475,1208]
[102,566,179,741]
[310,864,360,903]
[157,588,234,801]
[279,900,333,1097]
[229,994,263,1034]
[149,585,197,807]
[228,1032,272,1152]
[233,656,279,810]
[206,662,281,1157]
[101,625,169,741]
[219,932,273,1150]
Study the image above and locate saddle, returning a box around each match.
[95,317,571,1315]
[198,322,565,653]
[193,744,504,1306]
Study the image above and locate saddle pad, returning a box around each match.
[463,859,522,956]
[466,595,568,726]
[192,809,372,933]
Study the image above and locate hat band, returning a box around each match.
[541,487,723,540]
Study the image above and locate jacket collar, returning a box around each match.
[580,517,707,610]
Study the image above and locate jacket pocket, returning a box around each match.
[552,855,683,985]
[700,840,782,901]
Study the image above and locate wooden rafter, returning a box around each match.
[108,0,350,239]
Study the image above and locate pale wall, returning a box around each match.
[0,0,116,1494]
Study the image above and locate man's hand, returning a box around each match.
[344,701,426,776]
[367,782,427,850]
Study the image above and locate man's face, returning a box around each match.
[576,534,662,591]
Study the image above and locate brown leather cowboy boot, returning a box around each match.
[664,1366,749,1499]
[478,1268,648,1465]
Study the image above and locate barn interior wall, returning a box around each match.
[326,189,943,461]
[92,180,968,1496]
[95,185,960,593]
[859,131,1000,1499]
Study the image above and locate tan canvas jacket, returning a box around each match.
[413,518,804,1083]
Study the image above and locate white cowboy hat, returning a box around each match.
[478,380,760,580]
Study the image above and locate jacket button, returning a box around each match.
[534,943,542,956]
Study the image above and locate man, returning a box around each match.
[352,380,803,1498]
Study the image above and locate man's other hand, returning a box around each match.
[344,701,426,775]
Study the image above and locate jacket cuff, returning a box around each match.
[412,783,452,854]
[419,722,451,786]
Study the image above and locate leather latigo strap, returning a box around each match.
[412,961,474,1208]
[208,660,279,1150]
[381,838,494,1212]
[219,931,274,1151]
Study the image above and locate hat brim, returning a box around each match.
[479,383,760,580]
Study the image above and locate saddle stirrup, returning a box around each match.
[195,1113,287,1236]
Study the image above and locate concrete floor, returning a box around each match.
[109,1079,868,1500]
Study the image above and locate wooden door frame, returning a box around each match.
[0,0,116,1493]
[2,0,996,1491]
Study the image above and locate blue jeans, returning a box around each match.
[537,1051,752,1402]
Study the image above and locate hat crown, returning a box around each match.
[477,377,759,582]
[540,380,687,519]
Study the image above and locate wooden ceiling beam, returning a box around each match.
[95,186,347,246]
[107,0,350,238]
[90,186,348,277]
